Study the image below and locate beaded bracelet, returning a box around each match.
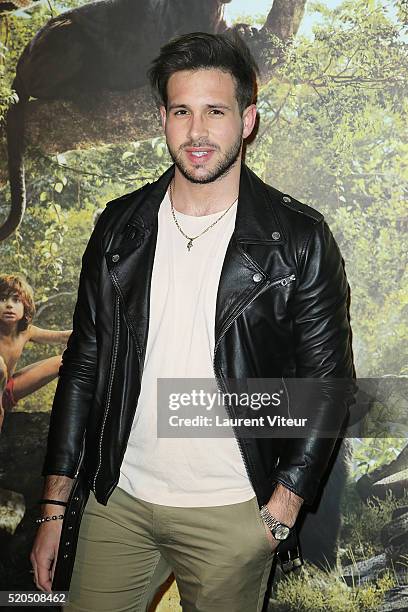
[37,498,67,507]
[35,514,64,524]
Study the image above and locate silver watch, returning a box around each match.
[260,505,291,541]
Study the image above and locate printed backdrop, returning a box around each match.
[0,0,407,610]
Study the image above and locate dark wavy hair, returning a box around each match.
[148,31,258,113]
[0,274,35,332]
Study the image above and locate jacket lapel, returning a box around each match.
[105,166,174,359]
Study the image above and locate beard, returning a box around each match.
[166,129,243,184]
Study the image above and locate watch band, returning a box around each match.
[260,505,291,540]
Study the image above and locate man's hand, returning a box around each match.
[259,484,303,551]
[265,483,304,529]
[30,520,63,592]
[31,475,73,591]
[261,522,280,551]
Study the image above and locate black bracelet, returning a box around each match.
[35,514,65,524]
[37,498,67,507]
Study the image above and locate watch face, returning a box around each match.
[274,525,290,540]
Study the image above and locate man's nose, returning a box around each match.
[187,113,208,142]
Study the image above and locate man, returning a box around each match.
[31,32,354,611]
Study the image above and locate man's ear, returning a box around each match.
[160,106,167,131]
[242,104,257,139]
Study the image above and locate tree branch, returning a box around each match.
[261,0,307,39]
[34,292,75,318]
[21,86,162,155]
[35,150,153,184]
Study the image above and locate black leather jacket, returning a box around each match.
[44,163,354,588]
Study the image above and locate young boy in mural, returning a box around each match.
[0,274,72,431]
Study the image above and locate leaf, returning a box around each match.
[54,183,64,193]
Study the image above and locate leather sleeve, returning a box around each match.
[42,209,110,478]
[272,219,355,505]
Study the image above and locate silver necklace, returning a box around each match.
[169,180,237,252]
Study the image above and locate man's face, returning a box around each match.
[0,293,24,325]
[160,69,256,184]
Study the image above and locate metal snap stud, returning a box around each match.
[282,196,291,203]
[271,232,280,240]
[112,254,120,263]
[252,272,263,283]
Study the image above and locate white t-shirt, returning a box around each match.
[118,190,254,506]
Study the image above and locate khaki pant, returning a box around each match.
[65,486,275,612]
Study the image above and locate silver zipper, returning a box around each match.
[110,270,143,380]
[211,367,254,493]
[271,273,296,288]
[74,435,86,479]
[212,272,296,494]
[213,272,296,359]
[281,376,291,419]
[93,293,120,492]
[92,268,145,493]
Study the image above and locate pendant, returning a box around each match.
[187,239,193,251]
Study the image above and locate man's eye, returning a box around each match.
[174,110,188,116]
[210,109,224,115]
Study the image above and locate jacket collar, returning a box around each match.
[125,162,285,245]
[106,162,286,358]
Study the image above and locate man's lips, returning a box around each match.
[184,148,216,163]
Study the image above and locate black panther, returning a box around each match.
[2,0,231,240]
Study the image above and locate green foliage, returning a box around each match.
[155,477,407,610]
[274,565,396,611]
[351,438,407,479]
[231,12,267,27]
[341,484,408,561]
[17,377,57,413]
[0,2,70,122]
[245,0,408,375]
